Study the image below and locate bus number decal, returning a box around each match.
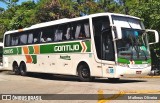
[4,49,13,54]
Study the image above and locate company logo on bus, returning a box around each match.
[54,44,80,52]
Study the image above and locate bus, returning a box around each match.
[3,13,159,81]
[0,42,3,68]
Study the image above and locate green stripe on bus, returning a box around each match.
[3,41,91,55]
[31,55,37,64]
[85,40,91,52]
[118,58,130,64]
[28,46,34,54]
[17,47,22,54]
[3,48,19,55]
[40,41,91,54]
[118,58,151,64]
[40,44,53,54]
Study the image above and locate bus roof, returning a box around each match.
[4,12,140,35]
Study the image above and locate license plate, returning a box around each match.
[136,71,142,74]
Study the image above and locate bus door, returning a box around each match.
[93,16,115,76]
[101,29,115,77]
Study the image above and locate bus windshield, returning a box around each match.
[116,28,150,61]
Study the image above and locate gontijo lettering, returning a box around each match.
[54,44,79,52]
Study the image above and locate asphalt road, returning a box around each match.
[0,70,160,103]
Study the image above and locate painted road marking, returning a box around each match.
[98,89,160,103]
[98,90,125,103]
[127,76,160,78]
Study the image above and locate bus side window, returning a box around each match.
[34,38,38,43]
[75,25,81,39]
[47,27,54,42]
[11,35,19,46]
[40,27,54,43]
[54,29,62,42]
[28,33,33,44]
[70,26,75,39]
[20,34,27,45]
[65,27,71,40]
[46,38,52,42]
[62,24,72,41]
[58,30,63,41]
[54,29,58,41]
[84,23,90,38]
[79,24,86,38]
[73,20,90,40]
[33,31,40,44]
[40,32,46,43]
[5,35,11,46]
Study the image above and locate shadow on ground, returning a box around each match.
[0,70,147,84]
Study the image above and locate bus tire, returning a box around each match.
[78,64,91,82]
[108,78,119,81]
[19,62,27,76]
[13,62,20,75]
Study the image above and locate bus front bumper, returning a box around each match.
[115,65,151,78]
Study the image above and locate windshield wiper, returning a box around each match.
[127,19,140,59]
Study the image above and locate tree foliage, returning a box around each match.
[0,0,159,37]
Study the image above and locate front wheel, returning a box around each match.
[78,65,91,82]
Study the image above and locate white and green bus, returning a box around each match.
[3,13,159,81]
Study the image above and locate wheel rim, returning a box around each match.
[81,68,89,78]
[13,65,18,72]
[20,64,25,73]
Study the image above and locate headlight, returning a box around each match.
[147,63,151,67]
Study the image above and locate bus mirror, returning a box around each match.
[112,26,122,40]
[146,29,159,45]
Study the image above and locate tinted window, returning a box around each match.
[71,19,90,39]
[92,16,115,61]
[4,19,91,47]
[11,35,19,46]
[20,34,27,45]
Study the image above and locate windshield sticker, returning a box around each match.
[108,67,114,74]
[110,68,114,73]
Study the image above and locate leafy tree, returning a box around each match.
[8,1,37,29]
[0,7,4,13]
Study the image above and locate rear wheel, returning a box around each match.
[13,63,20,75]
[19,62,27,76]
[78,65,91,82]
